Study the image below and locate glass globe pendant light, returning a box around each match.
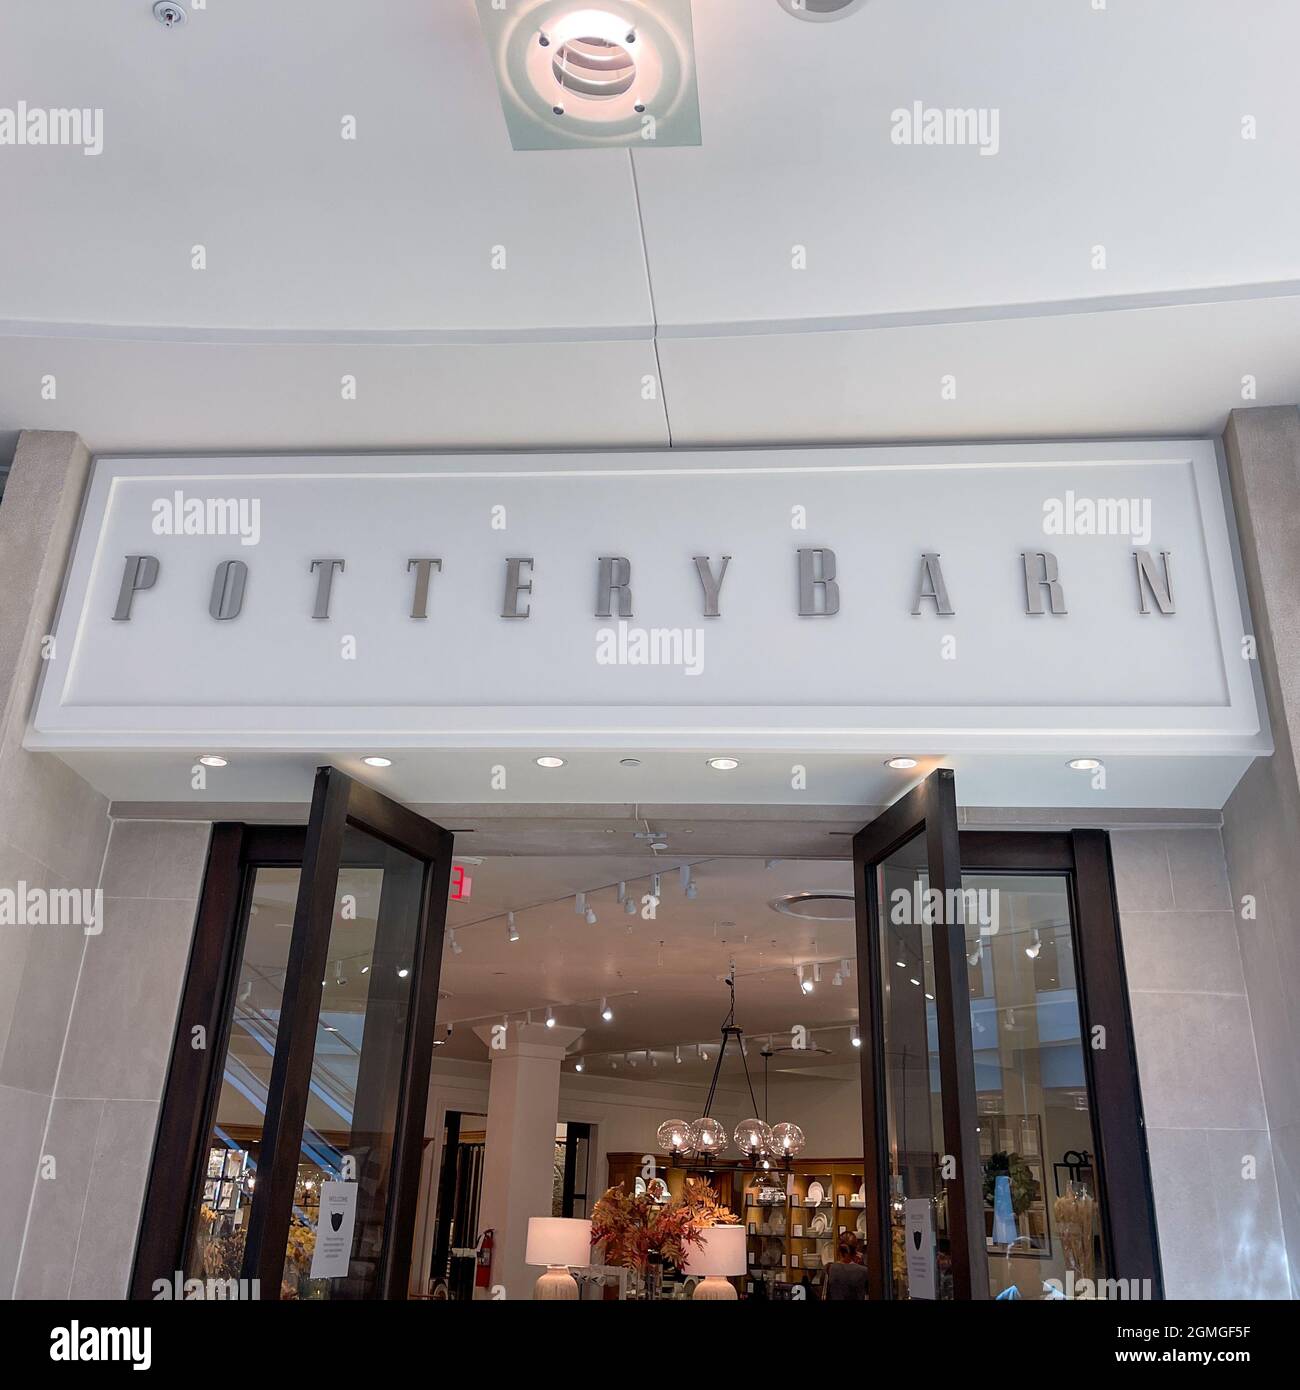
[655,969,805,1169]
[769,1121,806,1159]
[656,1119,693,1157]
[687,1116,728,1156]
[733,1118,773,1159]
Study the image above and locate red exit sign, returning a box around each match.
[450,865,472,902]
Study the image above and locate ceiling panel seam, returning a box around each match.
[627,149,674,448]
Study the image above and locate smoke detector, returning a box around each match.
[777,0,869,20]
[477,0,701,151]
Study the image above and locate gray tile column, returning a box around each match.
[0,431,113,1298]
[1220,405,1300,1297]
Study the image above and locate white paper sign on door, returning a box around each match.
[904,1198,937,1300]
[309,1181,358,1279]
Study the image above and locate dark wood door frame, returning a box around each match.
[854,768,988,1300]
[959,829,1162,1296]
[853,806,1163,1301]
[131,823,305,1298]
[130,769,452,1300]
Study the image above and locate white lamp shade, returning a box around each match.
[525,1216,592,1269]
[683,1224,746,1277]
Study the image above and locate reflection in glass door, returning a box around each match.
[241,771,452,1299]
[185,866,300,1285]
[877,837,952,1298]
[854,769,988,1301]
[278,838,425,1299]
[963,873,1109,1299]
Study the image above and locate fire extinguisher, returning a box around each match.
[474,1228,495,1292]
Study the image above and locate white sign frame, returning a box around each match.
[27,441,1268,758]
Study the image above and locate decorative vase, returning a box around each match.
[534,1266,579,1300]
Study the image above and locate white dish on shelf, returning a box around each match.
[806,1181,825,1205]
[856,1212,867,1237]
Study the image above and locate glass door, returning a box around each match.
[853,768,989,1300]
[233,767,453,1299]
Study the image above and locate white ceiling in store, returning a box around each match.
[3,0,1299,461]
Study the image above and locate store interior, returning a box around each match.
[187,849,1106,1299]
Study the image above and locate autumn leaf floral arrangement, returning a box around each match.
[590,1177,740,1274]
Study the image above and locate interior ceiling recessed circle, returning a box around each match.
[777,0,869,19]
[504,0,684,140]
[553,36,637,100]
[769,891,856,922]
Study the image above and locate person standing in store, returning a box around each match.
[822,1234,869,1300]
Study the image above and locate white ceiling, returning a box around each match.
[3,0,1300,462]
[65,746,1255,811]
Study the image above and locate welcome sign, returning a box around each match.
[29,442,1264,755]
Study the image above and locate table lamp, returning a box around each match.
[685,1224,746,1300]
[525,1216,592,1300]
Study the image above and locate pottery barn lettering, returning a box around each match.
[110,547,1176,622]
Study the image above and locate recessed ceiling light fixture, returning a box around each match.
[362,756,392,768]
[770,891,855,922]
[707,756,740,771]
[1068,757,1104,771]
[536,755,566,768]
[198,754,228,768]
[600,997,613,1022]
[777,0,869,21]
[477,0,701,151]
[507,912,520,943]
[885,756,918,770]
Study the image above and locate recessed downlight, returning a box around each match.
[536,755,566,768]
[552,34,636,100]
[479,0,700,151]
[1068,757,1104,771]
[777,0,869,20]
[362,756,392,768]
[707,756,740,771]
[885,757,918,770]
[197,754,228,768]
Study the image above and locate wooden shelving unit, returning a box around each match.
[742,1159,866,1296]
[604,1153,867,1297]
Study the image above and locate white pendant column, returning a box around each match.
[472,1021,585,1299]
